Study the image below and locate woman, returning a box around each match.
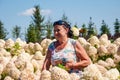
[42,20,91,75]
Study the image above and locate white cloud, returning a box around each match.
[19,8,35,16]
[41,9,52,16]
[19,8,52,16]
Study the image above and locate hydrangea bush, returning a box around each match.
[0,34,120,80]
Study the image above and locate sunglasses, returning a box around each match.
[53,20,68,27]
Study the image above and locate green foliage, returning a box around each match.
[0,20,8,39]
[10,42,21,56]
[114,18,120,34]
[100,20,110,35]
[97,54,114,61]
[57,64,70,71]
[12,25,21,39]
[87,17,97,37]
[32,5,44,42]
[12,25,21,38]
[45,17,53,39]
[25,23,38,43]
[57,64,66,70]
[1,72,8,80]
[116,62,120,73]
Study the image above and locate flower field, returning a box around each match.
[0,34,120,80]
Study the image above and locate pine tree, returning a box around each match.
[45,17,53,39]
[61,13,71,25]
[100,20,110,35]
[25,23,38,43]
[0,20,8,39]
[32,5,44,42]
[114,18,120,39]
[87,17,96,38]
[12,25,21,39]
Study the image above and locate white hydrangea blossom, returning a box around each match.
[0,57,11,75]
[32,51,44,60]
[82,64,104,80]
[41,39,52,49]
[23,44,31,53]
[0,48,11,57]
[86,46,97,57]
[4,76,14,80]
[8,67,21,79]
[51,66,71,80]
[97,60,109,69]
[99,34,110,47]
[117,46,120,55]
[71,26,79,36]
[84,42,91,51]
[15,38,26,48]
[14,52,31,70]
[2,56,17,75]
[19,69,35,80]
[36,59,45,71]
[24,61,34,73]
[70,73,80,80]
[97,45,108,56]
[103,68,120,80]
[34,70,41,80]
[40,70,51,80]
[41,38,52,55]
[28,42,35,54]
[34,43,43,52]
[4,38,14,49]
[95,64,107,74]
[105,58,116,68]
[107,43,118,55]
[0,64,4,75]
[3,61,16,75]
[113,54,120,63]
[87,36,100,47]
[31,59,40,71]
[113,37,120,46]
[0,39,5,48]
[77,37,87,46]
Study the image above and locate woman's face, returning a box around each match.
[54,25,68,40]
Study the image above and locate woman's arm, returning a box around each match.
[73,40,91,69]
[41,49,51,71]
[65,40,91,70]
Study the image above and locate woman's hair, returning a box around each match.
[53,20,73,38]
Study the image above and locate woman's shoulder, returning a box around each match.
[48,41,56,51]
[69,38,76,45]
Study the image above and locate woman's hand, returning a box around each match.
[54,60,62,65]
[65,61,74,71]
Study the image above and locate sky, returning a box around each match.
[0,0,120,40]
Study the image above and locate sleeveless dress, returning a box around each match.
[48,38,82,75]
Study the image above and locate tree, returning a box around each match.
[61,13,71,25]
[100,20,110,35]
[45,17,53,39]
[25,23,38,43]
[0,20,8,39]
[32,5,44,42]
[87,17,96,38]
[80,24,87,38]
[12,25,21,39]
[113,18,120,39]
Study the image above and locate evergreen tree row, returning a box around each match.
[0,5,120,43]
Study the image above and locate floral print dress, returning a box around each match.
[48,38,82,75]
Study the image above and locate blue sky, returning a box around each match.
[0,0,120,39]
